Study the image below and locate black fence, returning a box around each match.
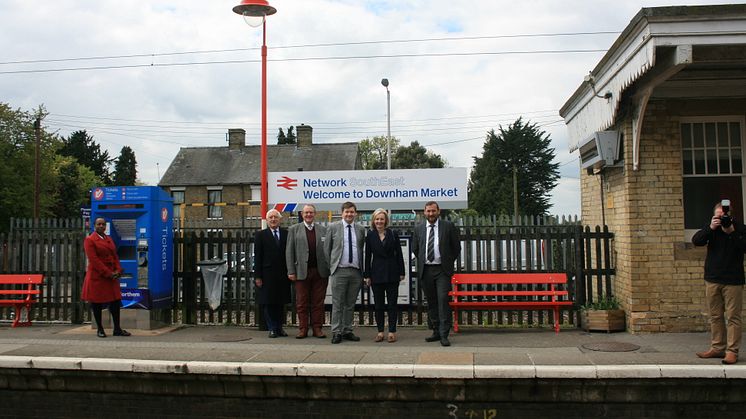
[1,217,613,330]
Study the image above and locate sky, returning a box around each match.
[0,0,733,216]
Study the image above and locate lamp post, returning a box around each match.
[233,0,277,229]
[381,78,391,170]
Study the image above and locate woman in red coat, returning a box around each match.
[82,217,130,338]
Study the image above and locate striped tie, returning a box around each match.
[427,224,435,262]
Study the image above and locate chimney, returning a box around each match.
[296,124,312,147]
[228,128,246,150]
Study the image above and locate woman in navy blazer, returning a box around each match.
[363,208,405,343]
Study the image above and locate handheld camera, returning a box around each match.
[721,199,733,228]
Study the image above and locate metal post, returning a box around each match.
[386,87,391,170]
[260,19,268,229]
[33,116,41,219]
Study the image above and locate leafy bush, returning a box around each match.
[582,296,621,311]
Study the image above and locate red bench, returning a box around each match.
[0,274,44,327]
[449,273,572,334]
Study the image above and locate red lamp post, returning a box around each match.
[233,0,277,228]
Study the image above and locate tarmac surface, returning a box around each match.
[2,323,746,378]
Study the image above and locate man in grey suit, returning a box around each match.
[286,204,331,339]
[412,200,461,346]
[324,201,366,344]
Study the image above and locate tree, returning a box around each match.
[59,130,113,185]
[469,118,559,216]
[393,141,446,169]
[50,156,99,218]
[112,146,137,186]
[358,136,400,170]
[0,103,63,229]
[276,127,286,144]
[285,126,296,144]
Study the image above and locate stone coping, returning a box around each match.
[2,355,745,379]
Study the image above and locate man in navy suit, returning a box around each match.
[254,209,291,338]
[412,201,461,346]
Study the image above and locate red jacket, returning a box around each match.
[82,232,123,303]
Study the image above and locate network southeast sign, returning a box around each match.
[269,168,468,211]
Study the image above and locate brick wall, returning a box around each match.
[580,98,746,332]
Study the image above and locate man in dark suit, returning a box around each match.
[254,209,291,338]
[412,201,461,346]
[286,204,331,339]
[324,201,366,344]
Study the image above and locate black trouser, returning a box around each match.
[372,282,399,333]
[263,304,285,333]
[90,300,123,331]
[421,265,452,338]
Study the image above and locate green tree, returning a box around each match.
[0,103,63,229]
[469,118,559,216]
[393,140,446,169]
[50,156,99,218]
[276,127,287,144]
[60,130,113,185]
[285,126,296,144]
[112,146,137,186]
[358,136,400,170]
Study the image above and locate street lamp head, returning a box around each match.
[381,78,389,87]
[232,0,277,16]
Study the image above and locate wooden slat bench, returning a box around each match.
[0,274,44,327]
[449,273,572,334]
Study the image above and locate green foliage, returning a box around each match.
[60,130,113,185]
[393,140,446,169]
[276,127,286,144]
[358,136,400,170]
[469,118,559,216]
[50,156,98,218]
[0,103,66,230]
[112,146,138,186]
[582,296,621,311]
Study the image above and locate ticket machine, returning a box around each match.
[90,186,173,328]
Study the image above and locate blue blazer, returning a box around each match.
[363,228,405,284]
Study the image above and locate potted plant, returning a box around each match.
[580,296,625,332]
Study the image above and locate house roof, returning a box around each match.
[560,4,746,152]
[158,143,360,186]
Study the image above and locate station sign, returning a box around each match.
[269,168,468,211]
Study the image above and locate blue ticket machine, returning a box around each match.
[90,186,173,317]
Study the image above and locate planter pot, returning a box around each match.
[581,309,625,332]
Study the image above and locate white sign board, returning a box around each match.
[269,168,468,211]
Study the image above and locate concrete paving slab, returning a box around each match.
[535,365,597,378]
[474,365,535,379]
[474,352,532,365]
[0,344,27,354]
[659,365,725,378]
[413,364,473,378]
[304,351,366,364]
[31,357,83,370]
[298,363,355,377]
[240,362,298,376]
[132,360,187,374]
[417,351,473,365]
[186,361,242,375]
[354,363,414,377]
[528,348,594,365]
[723,365,746,378]
[358,351,418,365]
[595,365,661,378]
[0,355,32,368]
[247,350,312,363]
[81,358,134,372]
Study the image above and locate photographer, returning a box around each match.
[692,200,746,365]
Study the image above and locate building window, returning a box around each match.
[682,118,744,231]
[208,188,223,219]
[171,190,185,219]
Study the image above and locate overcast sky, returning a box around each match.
[0,0,732,216]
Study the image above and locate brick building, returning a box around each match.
[560,5,746,332]
[158,125,360,225]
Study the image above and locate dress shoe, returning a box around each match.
[312,329,326,338]
[722,352,738,365]
[696,349,725,359]
[331,334,342,344]
[277,329,288,337]
[113,329,130,337]
[268,331,278,338]
[342,332,360,342]
[374,333,384,342]
[425,333,441,342]
[296,330,308,339]
[440,337,451,347]
[96,329,107,338]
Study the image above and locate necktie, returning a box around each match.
[274,229,279,243]
[427,224,435,262]
[347,224,353,264]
